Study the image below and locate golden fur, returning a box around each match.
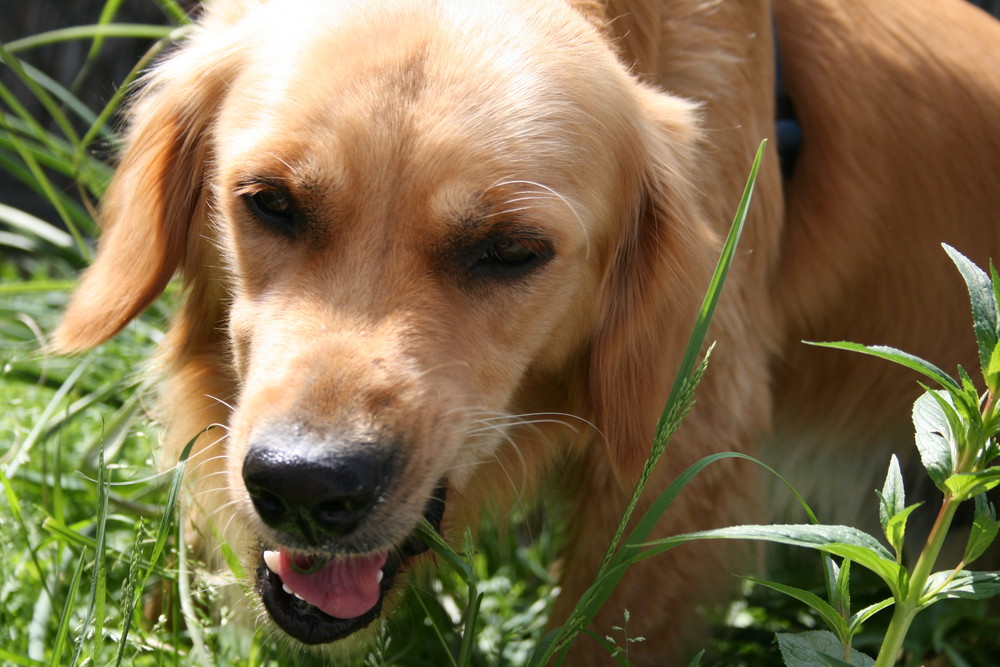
[54,0,1000,663]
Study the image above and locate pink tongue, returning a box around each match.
[275,550,388,619]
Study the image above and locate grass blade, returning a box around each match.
[0,202,74,248]
[113,519,144,666]
[2,354,94,480]
[0,111,92,257]
[48,551,87,667]
[152,0,193,24]
[69,441,110,667]
[4,24,179,53]
[72,0,129,93]
[603,140,767,570]
[530,143,766,665]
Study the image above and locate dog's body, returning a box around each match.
[54,0,1000,663]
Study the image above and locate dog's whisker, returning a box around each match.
[204,394,237,413]
[469,416,574,433]
[495,438,531,489]
[170,432,230,469]
[479,204,539,220]
[468,412,592,439]
[186,446,230,463]
[486,179,589,257]
[189,469,232,486]
[189,487,234,507]
[185,454,231,477]
[488,453,533,521]
[211,516,241,545]
[218,507,248,540]
[184,461,229,481]
[199,496,244,515]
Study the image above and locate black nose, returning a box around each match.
[242,427,389,545]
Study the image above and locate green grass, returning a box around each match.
[0,294,561,666]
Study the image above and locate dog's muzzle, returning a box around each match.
[242,424,447,644]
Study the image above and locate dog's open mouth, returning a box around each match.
[255,485,447,645]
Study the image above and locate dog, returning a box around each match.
[53,0,1000,663]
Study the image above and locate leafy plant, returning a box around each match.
[635,244,1000,666]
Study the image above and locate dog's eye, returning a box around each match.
[484,239,535,265]
[468,235,553,282]
[243,188,297,236]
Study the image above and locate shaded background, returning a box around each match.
[0,1,198,220]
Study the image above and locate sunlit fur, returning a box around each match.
[54,0,1000,663]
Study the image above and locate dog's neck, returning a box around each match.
[597,1,783,221]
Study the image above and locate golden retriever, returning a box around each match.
[54,0,1000,663]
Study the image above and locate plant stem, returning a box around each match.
[875,495,959,665]
[908,496,958,595]
[874,602,917,667]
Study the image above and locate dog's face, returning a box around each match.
[217,3,625,642]
[56,0,712,648]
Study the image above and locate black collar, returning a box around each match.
[774,24,802,178]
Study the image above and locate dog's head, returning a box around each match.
[55,0,715,648]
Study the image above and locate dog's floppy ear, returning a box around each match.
[588,88,717,487]
[53,38,237,353]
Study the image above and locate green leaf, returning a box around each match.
[912,391,958,488]
[963,494,999,565]
[921,570,1000,605]
[807,342,961,395]
[987,343,1000,392]
[742,576,850,643]
[991,260,1000,392]
[639,524,905,596]
[817,657,861,667]
[944,244,999,382]
[776,631,874,667]
[930,382,973,438]
[847,597,895,633]
[878,455,905,541]
[884,503,923,560]
[944,467,1000,501]
[957,364,980,401]
[835,559,851,620]
[533,145,768,667]
[823,557,851,622]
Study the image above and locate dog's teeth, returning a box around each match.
[377,570,384,583]
[294,592,305,600]
[262,550,280,573]
[283,583,293,595]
